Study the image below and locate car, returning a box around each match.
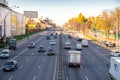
[38,46,45,52]
[105,41,115,47]
[67,35,72,38]
[8,39,17,50]
[76,44,82,50]
[53,35,57,38]
[64,40,71,49]
[46,35,50,39]
[0,49,10,59]
[50,40,56,45]
[28,42,35,48]
[47,48,55,56]
[110,50,120,57]
[81,39,88,47]
[3,60,18,72]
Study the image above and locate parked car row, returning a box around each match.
[100,40,115,47]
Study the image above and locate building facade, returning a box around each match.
[0,4,26,38]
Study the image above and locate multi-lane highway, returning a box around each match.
[0,30,111,80]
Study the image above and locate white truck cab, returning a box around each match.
[109,57,120,80]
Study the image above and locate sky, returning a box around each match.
[7,0,120,26]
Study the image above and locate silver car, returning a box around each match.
[0,49,10,59]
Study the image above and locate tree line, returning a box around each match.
[64,7,120,39]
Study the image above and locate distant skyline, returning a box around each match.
[7,0,120,26]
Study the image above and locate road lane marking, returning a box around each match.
[80,65,83,69]
[85,76,88,80]
[12,48,28,60]
[98,66,102,70]
[66,76,68,80]
[31,53,34,56]
[26,58,29,62]
[38,65,41,69]
[89,45,110,62]
[65,66,67,69]
[53,54,57,80]
[9,76,13,80]
[42,58,44,61]
[35,36,45,43]
[33,76,36,80]
[19,65,23,70]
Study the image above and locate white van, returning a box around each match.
[76,44,82,50]
[81,40,88,47]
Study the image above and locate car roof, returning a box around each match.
[2,49,9,52]
[7,60,17,63]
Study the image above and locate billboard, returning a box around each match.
[24,11,38,18]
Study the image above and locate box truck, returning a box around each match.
[68,51,81,67]
[109,57,120,80]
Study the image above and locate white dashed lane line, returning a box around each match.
[33,75,36,80]
[85,76,89,80]
[26,58,29,62]
[38,65,41,69]
[9,76,13,80]
[19,65,23,70]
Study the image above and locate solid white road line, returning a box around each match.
[12,48,28,60]
[89,45,110,62]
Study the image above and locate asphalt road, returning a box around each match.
[0,30,112,80]
[61,33,111,80]
[0,31,59,80]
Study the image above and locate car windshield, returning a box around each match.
[2,51,8,54]
[39,47,44,49]
[30,43,34,45]
[5,62,13,65]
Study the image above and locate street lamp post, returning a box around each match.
[3,5,19,47]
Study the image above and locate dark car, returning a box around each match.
[68,35,71,38]
[53,35,57,38]
[3,60,18,72]
[28,42,35,48]
[46,35,50,39]
[47,48,55,56]
[38,46,45,52]
[8,39,17,50]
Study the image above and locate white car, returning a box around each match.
[81,40,88,47]
[0,49,10,59]
[50,40,56,45]
[76,44,82,50]
[110,50,120,57]
[64,40,71,49]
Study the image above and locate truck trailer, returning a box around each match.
[68,51,81,67]
[109,57,120,80]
